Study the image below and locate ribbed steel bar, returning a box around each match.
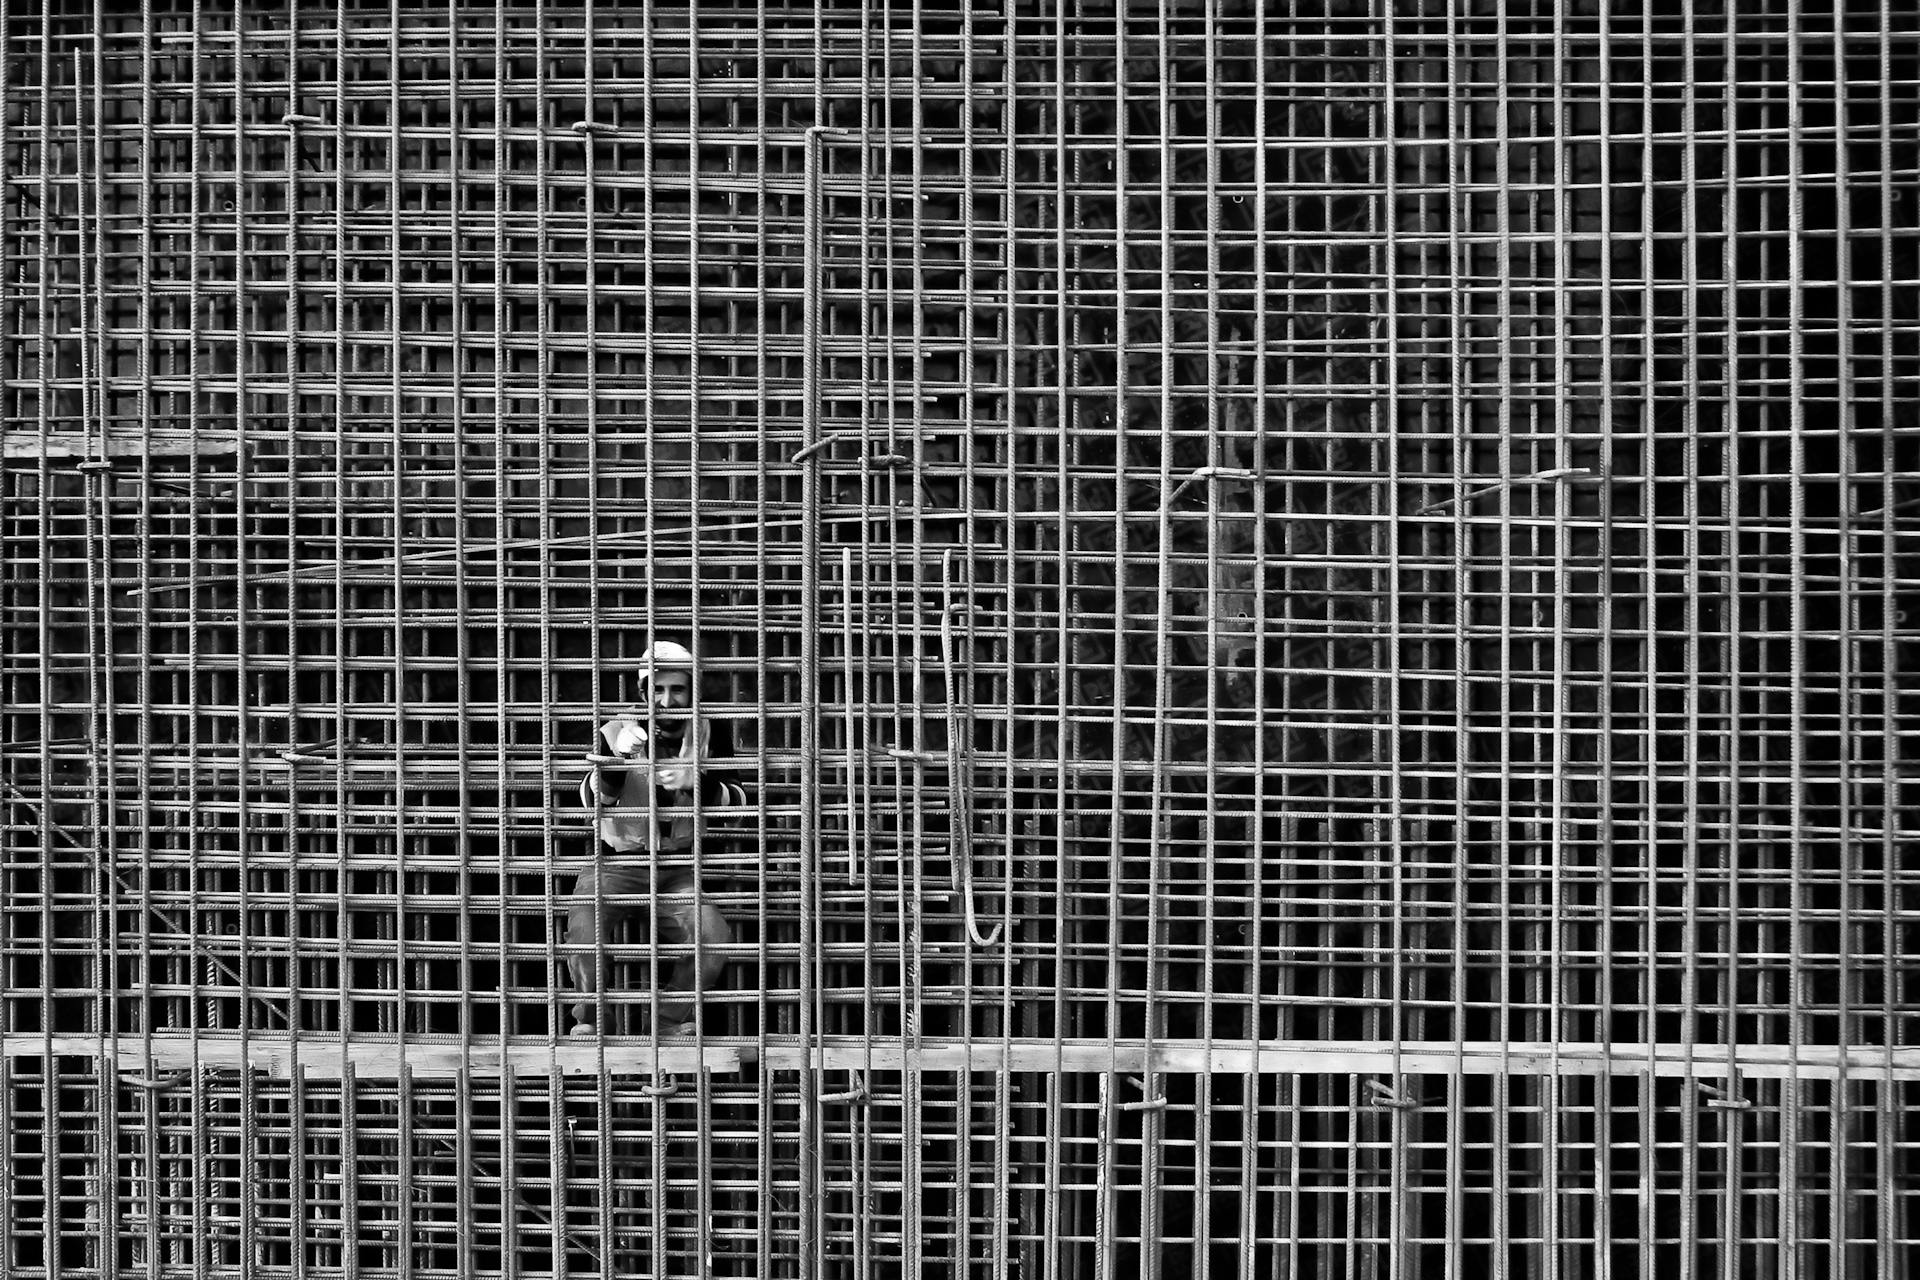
[1871,11,1904,1280]
[0,4,1916,1275]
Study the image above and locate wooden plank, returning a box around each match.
[745,1038,1920,1082]
[1,432,241,460]
[5,1034,740,1080]
[12,1034,1916,1082]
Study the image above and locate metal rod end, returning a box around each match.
[1366,1079,1420,1110]
[1697,1081,1752,1111]
[791,432,853,465]
[1122,1077,1168,1112]
[818,1070,869,1104]
[883,747,939,764]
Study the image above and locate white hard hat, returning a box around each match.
[637,639,695,679]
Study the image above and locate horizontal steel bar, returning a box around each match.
[12,1035,1916,1082]
[8,1034,739,1079]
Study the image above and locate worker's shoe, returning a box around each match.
[566,1017,695,1036]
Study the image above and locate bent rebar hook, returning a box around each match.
[940,548,1004,949]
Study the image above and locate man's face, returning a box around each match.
[650,670,693,730]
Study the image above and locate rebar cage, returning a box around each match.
[3,1,1918,1276]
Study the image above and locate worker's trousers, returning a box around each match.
[565,859,729,1029]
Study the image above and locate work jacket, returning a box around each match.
[579,717,744,854]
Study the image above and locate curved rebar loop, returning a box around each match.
[940,548,1004,948]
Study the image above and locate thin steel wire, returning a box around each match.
[1,4,1916,1276]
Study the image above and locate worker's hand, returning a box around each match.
[654,759,699,792]
[588,771,624,805]
[600,717,647,758]
[711,781,748,809]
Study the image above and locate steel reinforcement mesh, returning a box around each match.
[3,2,1919,1276]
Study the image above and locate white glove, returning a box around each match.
[654,760,699,792]
[601,718,648,757]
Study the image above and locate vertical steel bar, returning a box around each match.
[76,34,121,1277]
[192,1060,214,1275]
[1049,16,1075,1280]
[995,13,1024,1273]
[904,11,937,1262]
[1098,5,1130,1274]
[1872,3,1901,1274]
[1195,0,1222,1272]
[636,0,664,1087]
[1827,7,1873,1274]
[330,0,354,1095]
[1713,11,1748,1275]
[371,15,408,1266]
[800,117,826,1280]
[528,7,572,1269]
[283,18,315,1267]
[844,544,873,1274]
[1674,7,1708,1276]
[1632,11,1660,1278]
[128,9,166,1263]
[576,16,622,1271]
[1536,0,1566,1274]
[1378,7,1415,1275]
[1441,8,1470,1278]
[185,21,213,1280]
[1823,11,1860,1277]
[750,9,774,1270]
[633,5,672,1261]
[1241,4,1271,1274]
[228,13,262,1265]
[444,15,482,1265]
[495,0,518,1090]
[25,16,62,1276]
[485,13,522,1270]
[1139,1,1175,1265]
[282,4,308,1104]
[1782,1,1810,1271]
[395,1064,414,1272]
[1533,20,1569,1273]
[1489,2,1517,1270]
[1592,10,1620,1275]
[686,15,722,1263]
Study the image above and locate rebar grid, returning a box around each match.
[3,1,1918,1276]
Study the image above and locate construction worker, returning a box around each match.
[567,640,744,1035]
